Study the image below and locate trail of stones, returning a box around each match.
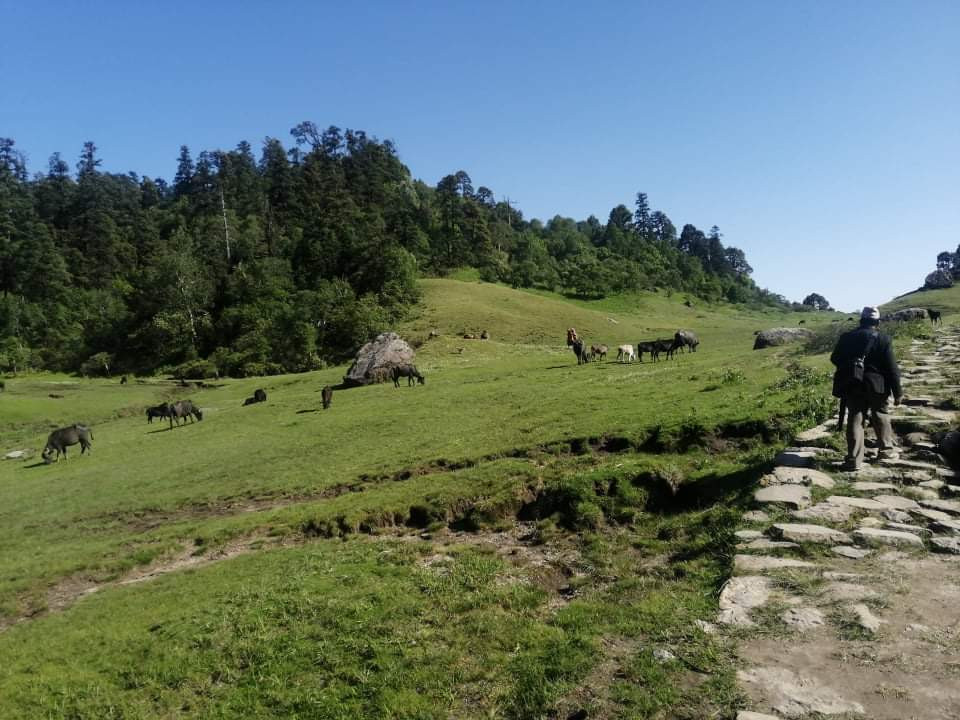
[729,328,960,720]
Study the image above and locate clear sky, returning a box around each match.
[2,1,957,311]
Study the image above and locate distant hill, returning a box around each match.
[882,284,960,317]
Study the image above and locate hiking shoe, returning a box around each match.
[878,449,900,460]
[840,459,861,472]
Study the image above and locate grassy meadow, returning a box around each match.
[0,279,842,718]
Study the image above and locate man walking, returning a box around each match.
[830,306,902,471]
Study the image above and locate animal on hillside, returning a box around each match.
[49,393,64,399]
[120,375,128,385]
[392,365,425,387]
[42,424,93,463]
[566,328,579,346]
[322,385,333,409]
[168,399,203,429]
[242,396,260,406]
[653,339,677,361]
[616,344,636,363]
[590,344,608,362]
[0,380,5,392]
[480,330,490,340]
[673,330,700,353]
[636,341,658,362]
[798,320,806,324]
[146,404,170,423]
[571,338,591,365]
[254,388,267,402]
[928,309,942,325]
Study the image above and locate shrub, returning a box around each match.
[79,352,113,377]
[171,359,218,380]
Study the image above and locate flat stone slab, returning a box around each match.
[903,396,935,406]
[872,494,920,511]
[903,431,933,446]
[771,523,851,544]
[3,450,28,460]
[919,498,960,516]
[755,485,810,509]
[794,425,832,443]
[743,510,771,522]
[917,479,946,490]
[825,582,881,601]
[773,450,817,468]
[881,509,913,523]
[851,481,898,492]
[912,507,953,522]
[718,576,771,626]
[763,466,835,489]
[931,536,960,554]
[734,554,816,573]
[935,467,959,479]
[793,502,854,523]
[850,603,884,633]
[782,606,825,631]
[883,521,931,537]
[879,457,940,471]
[737,713,782,720]
[737,666,865,717]
[832,545,872,559]
[736,530,763,541]
[902,487,941,501]
[826,495,887,511]
[931,519,960,534]
[853,527,925,547]
[738,539,801,551]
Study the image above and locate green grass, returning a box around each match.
[882,281,960,319]
[0,279,837,718]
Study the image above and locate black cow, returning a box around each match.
[571,339,591,365]
[146,404,170,423]
[392,365,425,387]
[254,388,267,402]
[636,341,658,362]
[654,339,677,361]
[120,375,128,385]
[168,399,203,429]
[42,424,93,463]
[322,385,333,409]
[928,309,942,325]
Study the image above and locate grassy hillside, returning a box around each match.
[882,282,960,317]
[0,281,836,719]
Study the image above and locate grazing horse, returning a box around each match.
[616,344,636,363]
[168,400,203,429]
[146,404,170,423]
[928,309,943,325]
[392,365,425,387]
[42,425,93,463]
[321,385,333,409]
[591,344,608,362]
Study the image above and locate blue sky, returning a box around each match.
[2,1,957,311]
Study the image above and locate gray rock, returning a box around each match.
[826,495,887,511]
[743,510,771,522]
[903,431,933,446]
[755,485,811,510]
[3,450,27,460]
[753,327,814,350]
[930,536,960,554]
[773,450,817,468]
[883,522,931,537]
[734,555,817,573]
[881,509,913,523]
[872,494,920,511]
[736,666,865,717]
[884,307,927,322]
[653,647,677,663]
[794,502,855,523]
[718,576,771,626]
[342,331,416,387]
[931,518,960,534]
[853,527,925,547]
[832,545,872,559]
[694,619,717,634]
[851,481,898,492]
[794,425,833,444]
[919,498,960,516]
[736,529,764,541]
[782,606,825,631]
[825,582,881,601]
[917,479,946,490]
[764,466,835,489]
[912,507,953,522]
[736,713,782,720]
[903,396,935,406]
[902,487,941,501]
[770,523,850,544]
[879,457,940,471]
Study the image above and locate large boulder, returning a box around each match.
[925,269,954,290]
[753,327,813,350]
[884,307,927,322]
[342,332,415,387]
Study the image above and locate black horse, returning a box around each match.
[928,309,942,325]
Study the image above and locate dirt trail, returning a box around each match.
[725,328,960,719]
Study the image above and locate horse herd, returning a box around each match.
[566,328,699,365]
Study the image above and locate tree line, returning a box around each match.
[0,123,788,377]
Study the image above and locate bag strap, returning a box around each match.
[858,331,878,364]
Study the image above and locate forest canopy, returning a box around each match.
[0,124,788,377]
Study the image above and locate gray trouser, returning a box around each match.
[845,391,895,467]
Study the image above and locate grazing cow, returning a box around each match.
[591,344,608,362]
[928,309,942,325]
[322,385,333,409]
[616,344,636,363]
[146,404,170,423]
[120,375,128,385]
[168,399,203,429]
[242,396,258,406]
[392,365,425,387]
[42,424,93,463]
[673,330,700,353]
[654,339,677,361]
[254,388,267,403]
[571,338,591,365]
[566,328,579,346]
[636,341,658,362]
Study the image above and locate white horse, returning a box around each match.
[616,344,635,363]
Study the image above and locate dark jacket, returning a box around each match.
[830,326,901,399]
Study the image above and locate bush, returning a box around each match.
[79,352,113,377]
[171,359,218,380]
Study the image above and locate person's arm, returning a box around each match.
[882,339,902,402]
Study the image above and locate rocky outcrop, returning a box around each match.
[884,307,927,322]
[924,269,953,289]
[342,332,415,387]
[753,327,813,350]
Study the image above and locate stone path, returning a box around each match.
[727,327,960,720]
